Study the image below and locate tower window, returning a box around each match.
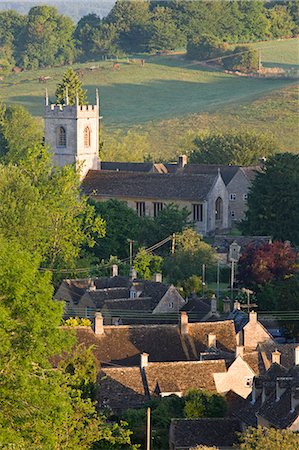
[84,126,91,147]
[56,126,66,147]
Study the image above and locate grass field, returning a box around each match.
[0,38,298,160]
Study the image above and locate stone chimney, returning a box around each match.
[249,311,257,323]
[223,297,231,314]
[272,350,281,365]
[234,301,241,311]
[276,377,292,402]
[236,345,244,358]
[111,264,118,277]
[153,273,162,283]
[89,279,96,291]
[140,352,149,369]
[94,312,104,335]
[295,346,299,365]
[291,387,299,412]
[208,333,216,348]
[180,311,189,335]
[130,267,137,280]
[211,294,217,314]
[178,154,187,168]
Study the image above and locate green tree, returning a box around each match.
[133,247,163,280]
[0,10,26,70]
[163,228,217,284]
[148,6,186,52]
[56,67,87,106]
[269,5,294,39]
[0,104,43,162]
[22,6,76,69]
[186,34,227,61]
[241,153,299,244]
[189,130,277,166]
[239,426,299,449]
[223,45,259,72]
[102,130,150,162]
[184,389,227,419]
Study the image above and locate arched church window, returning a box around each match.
[215,197,223,222]
[56,126,66,147]
[84,126,91,147]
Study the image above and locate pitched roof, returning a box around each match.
[180,295,211,321]
[182,164,240,185]
[243,351,266,375]
[259,343,299,369]
[84,287,130,309]
[170,417,242,448]
[100,162,157,173]
[54,278,91,305]
[145,360,226,394]
[213,235,271,254]
[81,170,218,202]
[73,320,236,366]
[257,386,299,428]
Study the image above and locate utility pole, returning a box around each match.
[171,233,175,255]
[216,261,220,300]
[146,407,151,450]
[230,259,235,301]
[258,49,262,71]
[128,239,133,267]
[202,263,206,297]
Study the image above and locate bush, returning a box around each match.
[65,317,91,327]
[186,34,228,61]
[223,45,259,72]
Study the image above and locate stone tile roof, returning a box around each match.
[182,164,240,185]
[243,351,266,375]
[213,235,271,254]
[145,360,226,394]
[100,162,157,172]
[81,170,217,202]
[259,342,299,369]
[240,166,261,182]
[55,278,91,305]
[99,366,146,411]
[170,417,242,448]
[74,320,236,366]
[257,387,299,429]
[180,295,211,321]
[85,287,130,309]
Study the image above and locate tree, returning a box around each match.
[102,130,150,162]
[237,241,297,289]
[186,34,227,61]
[241,153,299,244]
[239,426,299,449]
[255,274,299,311]
[184,389,227,419]
[223,45,259,72]
[56,68,87,106]
[269,5,294,39]
[0,10,26,70]
[148,6,186,52]
[133,247,163,280]
[22,6,76,69]
[0,104,43,162]
[189,130,277,166]
[163,228,217,284]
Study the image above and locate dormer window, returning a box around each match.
[57,126,66,147]
[84,126,91,147]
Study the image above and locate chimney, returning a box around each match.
[272,350,281,365]
[178,154,187,168]
[291,387,299,412]
[130,267,137,280]
[211,294,217,314]
[223,297,231,314]
[276,377,292,402]
[233,301,241,311]
[89,279,96,291]
[94,312,104,335]
[111,264,118,277]
[251,378,262,405]
[180,311,189,335]
[208,333,216,348]
[249,311,257,323]
[140,352,149,369]
[236,345,244,358]
[295,346,299,365]
[153,273,162,283]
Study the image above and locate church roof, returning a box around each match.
[81,170,218,202]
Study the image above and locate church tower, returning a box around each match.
[44,90,100,179]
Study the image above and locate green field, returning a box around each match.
[0,38,298,160]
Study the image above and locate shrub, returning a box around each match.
[65,317,91,327]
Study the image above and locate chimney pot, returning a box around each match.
[180,311,189,335]
[153,273,162,283]
[249,311,257,323]
[295,346,299,366]
[211,294,217,314]
[140,352,149,369]
[94,312,104,335]
[234,301,241,311]
[272,350,281,365]
[111,264,118,277]
[178,154,187,168]
[208,332,216,348]
[223,297,231,314]
[130,267,137,280]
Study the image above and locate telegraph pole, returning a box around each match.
[146,407,151,450]
[202,263,206,297]
[216,261,220,300]
[171,233,176,255]
[230,259,235,301]
[128,239,134,267]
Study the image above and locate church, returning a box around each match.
[44,92,233,235]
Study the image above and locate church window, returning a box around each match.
[153,202,163,217]
[56,126,66,147]
[192,204,203,222]
[215,197,223,222]
[84,126,91,147]
[136,202,145,217]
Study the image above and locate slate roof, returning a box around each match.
[182,164,240,185]
[259,343,299,369]
[100,161,159,173]
[170,417,242,448]
[73,320,236,366]
[84,287,130,309]
[55,278,91,305]
[213,235,271,254]
[243,351,265,375]
[180,295,211,321]
[81,170,218,202]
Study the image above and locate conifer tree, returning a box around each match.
[55,68,87,105]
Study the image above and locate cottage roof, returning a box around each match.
[81,170,218,202]
[213,235,271,254]
[83,287,130,309]
[182,164,240,185]
[55,278,91,304]
[74,320,236,366]
[180,295,211,321]
[257,387,299,428]
[259,343,299,369]
[170,417,242,448]
[100,161,159,173]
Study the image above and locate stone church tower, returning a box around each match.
[44,90,100,178]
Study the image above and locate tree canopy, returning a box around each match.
[56,68,87,106]
[239,426,299,449]
[241,153,299,244]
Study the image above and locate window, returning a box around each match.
[245,377,253,388]
[168,302,174,309]
[243,193,248,201]
[153,202,163,217]
[136,202,145,217]
[192,204,203,222]
[130,289,137,299]
[84,126,91,147]
[56,126,66,147]
[231,210,235,218]
[215,197,223,222]
[230,193,236,201]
